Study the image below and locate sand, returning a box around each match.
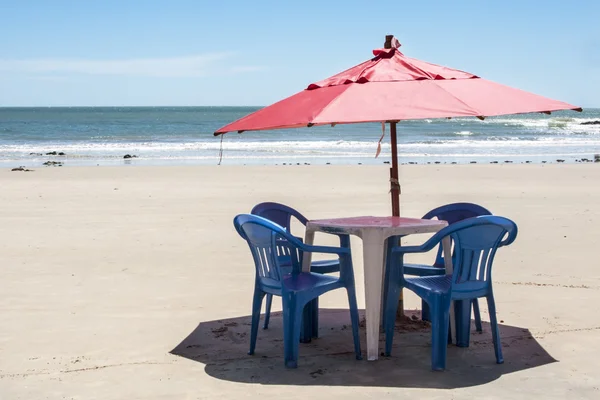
[1,164,599,399]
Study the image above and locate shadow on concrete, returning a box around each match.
[170,309,555,388]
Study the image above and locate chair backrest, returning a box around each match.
[441,216,518,296]
[422,203,492,267]
[251,202,309,236]
[234,214,302,289]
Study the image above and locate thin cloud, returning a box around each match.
[26,75,73,82]
[229,65,268,73]
[0,53,263,78]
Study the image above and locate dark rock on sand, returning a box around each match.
[490,161,498,164]
[123,154,138,159]
[383,161,390,164]
[580,120,600,125]
[504,160,513,163]
[556,159,565,163]
[11,166,32,172]
[45,151,58,155]
[470,161,477,164]
[434,161,440,164]
[595,154,600,163]
[29,152,43,156]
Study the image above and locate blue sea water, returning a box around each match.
[1,107,599,167]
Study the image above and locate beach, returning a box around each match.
[1,164,600,399]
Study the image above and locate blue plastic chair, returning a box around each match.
[251,202,341,332]
[234,214,362,368]
[383,216,518,371]
[385,203,491,332]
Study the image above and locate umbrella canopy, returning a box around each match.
[214,36,581,218]
[216,37,581,316]
[215,45,581,134]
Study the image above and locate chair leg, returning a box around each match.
[263,294,273,329]
[248,289,265,355]
[421,299,431,322]
[383,277,402,356]
[346,286,363,360]
[473,299,483,333]
[430,296,451,371]
[300,302,312,343]
[282,295,304,368]
[486,294,504,364]
[311,298,319,338]
[454,299,472,348]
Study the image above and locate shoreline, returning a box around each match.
[2,154,598,169]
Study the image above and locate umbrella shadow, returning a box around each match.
[170,308,556,388]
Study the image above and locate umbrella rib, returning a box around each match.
[432,81,483,117]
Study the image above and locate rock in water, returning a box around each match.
[43,161,63,166]
[581,120,600,125]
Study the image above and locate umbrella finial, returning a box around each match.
[384,35,394,49]
[384,35,401,49]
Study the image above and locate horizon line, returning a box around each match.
[1,105,598,109]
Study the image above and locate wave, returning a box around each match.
[476,117,600,134]
[454,131,476,136]
[1,137,599,158]
[0,140,391,153]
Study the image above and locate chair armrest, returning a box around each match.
[285,234,350,255]
[499,229,518,247]
[299,243,350,255]
[390,234,443,255]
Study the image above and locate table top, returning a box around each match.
[308,216,446,229]
[306,216,448,238]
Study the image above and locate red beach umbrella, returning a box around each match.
[215,35,581,216]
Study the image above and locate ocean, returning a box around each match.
[1,107,599,167]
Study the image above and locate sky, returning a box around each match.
[0,0,598,107]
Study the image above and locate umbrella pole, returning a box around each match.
[389,121,404,318]
[389,121,400,216]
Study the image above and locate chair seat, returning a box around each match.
[405,275,452,296]
[403,263,446,277]
[282,272,340,292]
[310,259,340,274]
